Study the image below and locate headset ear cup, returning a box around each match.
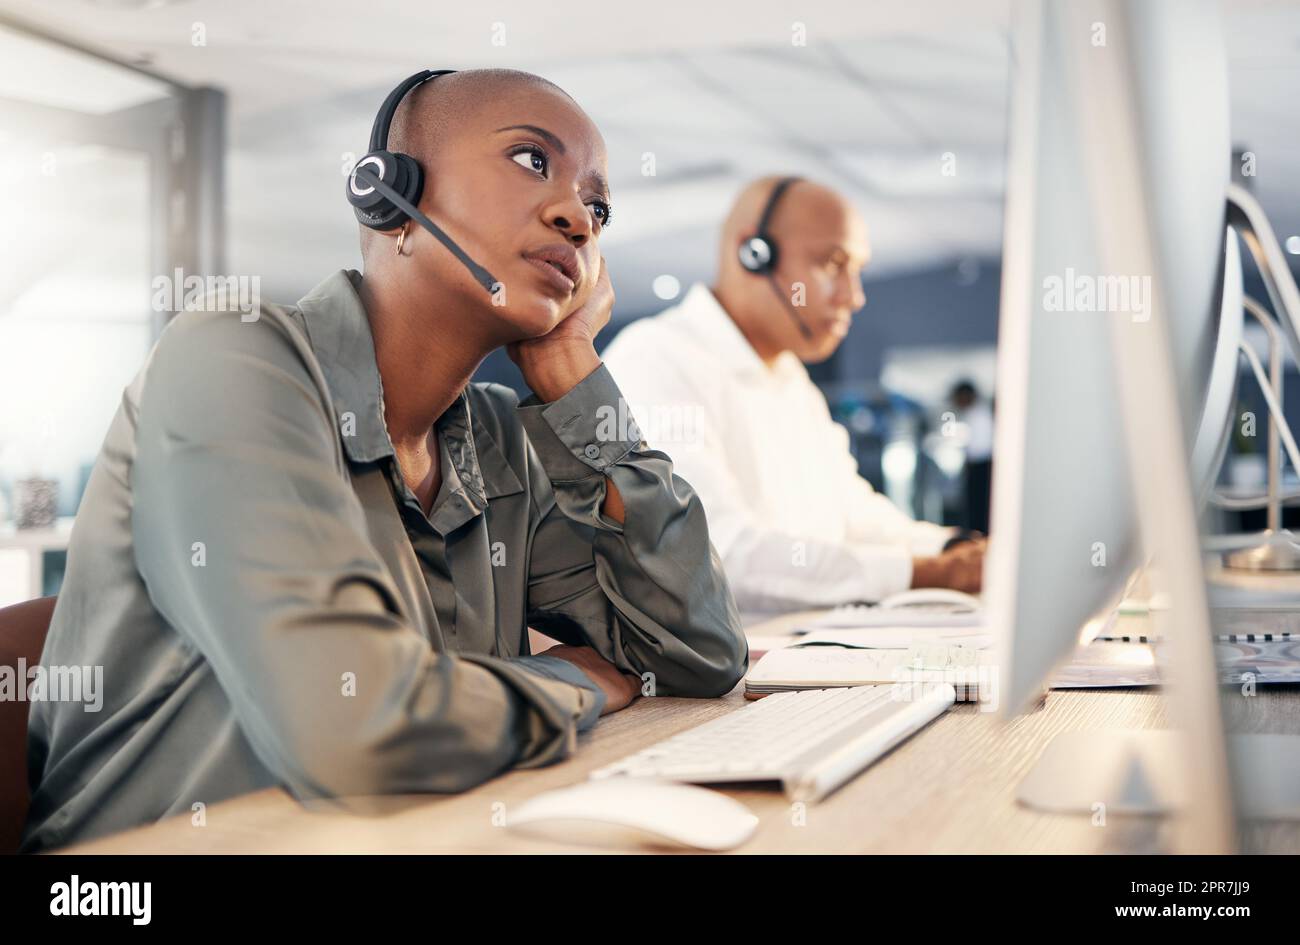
[346,149,395,228]
[740,236,776,273]
[347,150,426,231]
[393,152,424,221]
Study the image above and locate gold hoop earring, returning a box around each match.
[395,222,409,257]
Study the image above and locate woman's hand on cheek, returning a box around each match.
[508,256,614,403]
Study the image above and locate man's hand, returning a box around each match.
[538,643,641,715]
[507,256,614,404]
[911,539,986,592]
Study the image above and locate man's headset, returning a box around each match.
[345,69,502,296]
[737,176,813,340]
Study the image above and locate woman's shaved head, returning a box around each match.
[356,68,610,345]
[387,70,574,172]
[360,70,574,257]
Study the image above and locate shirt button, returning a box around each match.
[583,444,601,460]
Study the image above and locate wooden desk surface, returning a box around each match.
[60,611,1300,854]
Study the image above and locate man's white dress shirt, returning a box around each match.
[601,283,952,614]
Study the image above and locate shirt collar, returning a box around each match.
[295,270,522,524]
[678,282,808,382]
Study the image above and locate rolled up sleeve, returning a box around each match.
[512,654,606,730]
[517,363,748,698]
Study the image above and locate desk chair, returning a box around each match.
[0,596,56,854]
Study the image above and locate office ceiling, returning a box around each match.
[2,0,1299,314]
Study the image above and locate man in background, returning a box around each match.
[949,379,994,535]
[602,176,984,615]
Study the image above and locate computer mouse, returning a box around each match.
[507,779,759,852]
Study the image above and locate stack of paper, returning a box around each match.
[744,630,994,702]
[796,627,992,649]
[796,607,983,631]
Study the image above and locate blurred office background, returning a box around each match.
[1,0,1299,603]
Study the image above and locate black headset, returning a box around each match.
[738,176,800,274]
[738,176,812,338]
[345,69,501,295]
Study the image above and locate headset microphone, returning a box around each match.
[763,273,813,340]
[351,163,501,295]
[346,69,501,297]
[737,176,813,340]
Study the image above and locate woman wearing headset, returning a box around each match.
[22,69,746,852]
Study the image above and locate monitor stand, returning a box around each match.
[1214,290,1300,571]
[1018,730,1300,819]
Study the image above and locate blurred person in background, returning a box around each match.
[949,379,994,535]
[603,176,984,616]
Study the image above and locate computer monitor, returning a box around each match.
[987,0,1231,716]
[983,0,1271,851]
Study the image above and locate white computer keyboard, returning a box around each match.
[590,683,956,802]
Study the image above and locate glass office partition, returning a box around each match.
[1,143,153,518]
[0,21,219,602]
